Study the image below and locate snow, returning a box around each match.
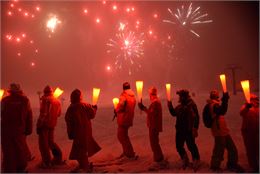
[4,92,254,173]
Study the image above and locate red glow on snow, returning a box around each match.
[17,53,21,56]
[18,8,22,12]
[131,7,135,11]
[84,9,88,14]
[31,62,35,67]
[149,30,153,35]
[30,40,34,44]
[24,12,29,17]
[10,3,14,8]
[22,33,26,38]
[36,6,40,11]
[102,1,106,5]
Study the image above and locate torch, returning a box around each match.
[53,87,64,98]
[219,74,227,93]
[112,98,119,121]
[92,88,100,105]
[0,89,4,101]
[241,80,250,103]
[136,81,143,102]
[166,83,171,101]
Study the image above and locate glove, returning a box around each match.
[192,128,198,138]
[245,103,252,109]
[92,105,98,110]
[221,92,230,102]
[138,102,147,111]
[114,109,117,115]
[167,101,172,108]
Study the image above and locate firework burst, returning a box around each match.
[106,29,145,75]
[163,3,213,38]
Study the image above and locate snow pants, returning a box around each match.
[117,125,135,157]
[176,130,200,161]
[242,130,259,172]
[38,128,62,165]
[210,134,238,169]
[149,129,164,162]
[1,135,28,172]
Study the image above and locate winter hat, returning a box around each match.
[177,89,190,98]
[43,85,53,95]
[149,87,157,96]
[8,83,22,93]
[210,90,219,99]
[123,82,131,90]
[70,89,82,103]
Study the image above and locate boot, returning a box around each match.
[182,154,189,170]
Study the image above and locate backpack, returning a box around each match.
[202,103,213,128]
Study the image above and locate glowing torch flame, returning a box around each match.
[136,81,143,101]
[241,80,250,103]
[0,89,4,101]
[112,98,119,109]
[53,87,63,98]
[166,83,171,101]
[92,88,100,105]
[219,74,227,93]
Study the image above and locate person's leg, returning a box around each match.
[117,126,135,157]
[186,131,200,161]
[225,135,238,168]
[210,136,225,170]
[38,129,51,165]
[2,139,17,172]
[242,130,259,172]
[176,131,189,169]
[48,129,62,163]
[149,129,164,162]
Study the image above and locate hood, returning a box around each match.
[124,89,135,97]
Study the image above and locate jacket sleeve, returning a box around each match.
[240,104,249,117]
[213,101,228,116]
[85,103,96,119]
[116,94,127,113]
[25,99,33,135]
[168,101,177,117]
[192,103,199,129]
[65,107,74,140]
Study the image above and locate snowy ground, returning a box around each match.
[3,92,255,173]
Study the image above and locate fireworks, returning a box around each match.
[46,15,61,33]
[106,28,145,75]
[163,3,213,38]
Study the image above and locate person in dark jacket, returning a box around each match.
[206,90,243,172]
[36,85,63,168]
[240,94,259,172]
[114,82,137,160]
[138,87,168,169]
[65,89,101,172]
[1,83,33,172]
[167,89,200,170]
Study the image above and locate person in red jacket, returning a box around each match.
[138,87,168,169]
[1,83,33,172]
[115,82,137,159]
[206,90,243,172]
[240,94,259,173]
[36,85,63,168]
[65,89,101,172]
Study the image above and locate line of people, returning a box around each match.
[1,82,259,173]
